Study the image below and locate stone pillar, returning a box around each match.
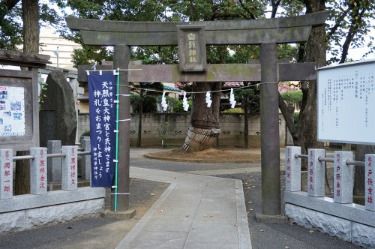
[47,140,62,182]
[307,149,326,197]
[285,146,301,192]
[260,43,280,215]
[365,154,375,211]
[62,146,78,191]
[334,151,354,204]
[30,147,48,195]
[80,136,91,181]
[0,149,13,199]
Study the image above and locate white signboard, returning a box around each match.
[0,86,25,137]
[317,60,375,144]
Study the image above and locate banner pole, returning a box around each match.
[114,71,120,212]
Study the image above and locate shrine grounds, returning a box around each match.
[0,148,361,249]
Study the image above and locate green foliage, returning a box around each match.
[0,0,66,50]
[38,80,48,104]
[326,0,375,63]
[71,45,112,68]
[166,96,191,113]
[64,0,176,65]
[277,44,298,60]
[281,90,302,105]
[235,86,260,114]
[222,107,244,114]
[0,2,22,49]
[130,94,157,113]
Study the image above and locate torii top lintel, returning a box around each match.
[66,11,329,46]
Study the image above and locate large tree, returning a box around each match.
[276,0,375,151]
[0,0,64,50]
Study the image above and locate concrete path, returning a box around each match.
[116,167,252,249]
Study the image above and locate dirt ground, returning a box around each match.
[145,148,262,163]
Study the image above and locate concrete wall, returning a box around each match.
[78,112,288,148]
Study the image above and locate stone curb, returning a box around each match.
[102,209,137,220]
[144,153,260,164]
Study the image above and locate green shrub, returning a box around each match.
[222,107,244,113]
[281,91,302,105]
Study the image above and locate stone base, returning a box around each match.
[255,213,287,224]
[286,203,375,248]
[0,199,104,233]
[102,209,136,219]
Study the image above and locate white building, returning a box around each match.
[39,26,81,70]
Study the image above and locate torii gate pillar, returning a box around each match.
[260,43,281,215]
[113,45,131,210]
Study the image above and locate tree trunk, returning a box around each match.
[22,0,39,55]
[278,92,298,145]
[182,82,221,152]
[15,0,39,194]
[297,0,326,152]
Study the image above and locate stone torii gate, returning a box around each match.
[67,11,328,217]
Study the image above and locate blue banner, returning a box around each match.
[88,71,117,187]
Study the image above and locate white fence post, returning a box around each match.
[365,154,375,211]
[334,151,354,204]
[62,146,78,191]
[308,148,326,197]
[30,147,48,195]
[0,149,13,199]
[285,146,301,192]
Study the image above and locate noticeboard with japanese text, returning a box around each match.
[0,70,37,151]
[0,86,25,137]
[317,60,375,144]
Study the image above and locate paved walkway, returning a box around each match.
[116,167,252,249]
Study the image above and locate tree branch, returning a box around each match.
[2,0,19,10]
[339,7,366,63]
[327,7,350,40]
[0,0,20,21]
[271,0,281,18]
[237,0,256,19]
[278,93,298,142]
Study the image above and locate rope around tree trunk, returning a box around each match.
[182,126,221,152]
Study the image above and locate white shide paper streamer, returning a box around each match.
[161,91,168,112]
[229,88,236,108]
[183,91,189,111]
[205,91,212,108]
